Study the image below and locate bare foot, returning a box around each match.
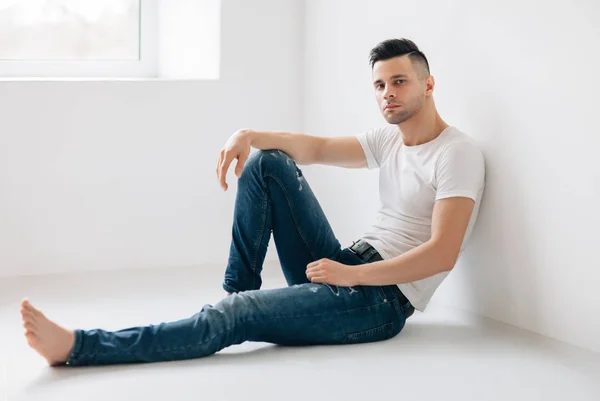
[20,299,76,366]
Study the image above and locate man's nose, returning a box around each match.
[383,86,396,100]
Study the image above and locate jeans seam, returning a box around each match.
[249,182,269,290]
[66,329,84,364]
[264,173,318,261]
[391,298,407,321]
[342,322,394,343]
[377,286,388,303]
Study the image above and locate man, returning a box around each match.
[20,38,485,366]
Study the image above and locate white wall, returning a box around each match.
[0,0,304,277]
[303,0,600,353]
[2,0,599,355]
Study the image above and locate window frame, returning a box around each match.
[0,0,158,79]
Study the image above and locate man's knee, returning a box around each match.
[244,149,295,175]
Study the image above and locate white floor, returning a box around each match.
[1,264,599,401]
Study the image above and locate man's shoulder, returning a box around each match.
[438,127,483,155]
[442,126,475,143]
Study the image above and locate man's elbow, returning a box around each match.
[442,250,462,272]
[441,261,456,272]
[431,241,460,273]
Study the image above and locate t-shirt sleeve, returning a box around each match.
[356,126,396,170]
[435,141,485,202]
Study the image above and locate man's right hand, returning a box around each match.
[216,129,253,191]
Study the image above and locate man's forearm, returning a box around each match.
[354,240,453,286]
[244,129,320,165]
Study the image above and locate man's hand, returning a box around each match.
[216,129,253,191]
[306,259,359,287]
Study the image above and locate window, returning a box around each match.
[0,0,141,60]
[0,0,221,80]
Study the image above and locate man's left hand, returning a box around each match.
[306,258,359,287]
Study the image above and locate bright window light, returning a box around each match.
[0,0,221,80]
[0,0,140,61]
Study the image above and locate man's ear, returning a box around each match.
[425,75,435,96]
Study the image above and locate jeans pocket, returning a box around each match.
[342,322,394,344]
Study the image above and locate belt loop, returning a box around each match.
[349,239,360,255]
[349,240,357,255]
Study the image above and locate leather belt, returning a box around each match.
[349,239,382,262]
[348,239,413,312]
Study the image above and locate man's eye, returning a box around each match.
[396,80,405,84]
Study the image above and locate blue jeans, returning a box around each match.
[67,150,414,366]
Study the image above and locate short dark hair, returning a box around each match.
[369,38,430,77]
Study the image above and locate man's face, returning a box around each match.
[372,56,428,125]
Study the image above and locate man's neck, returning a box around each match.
[397,106,449,147]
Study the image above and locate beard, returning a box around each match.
[383,93,425,124]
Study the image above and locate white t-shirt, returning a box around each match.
[356,125,485,311]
